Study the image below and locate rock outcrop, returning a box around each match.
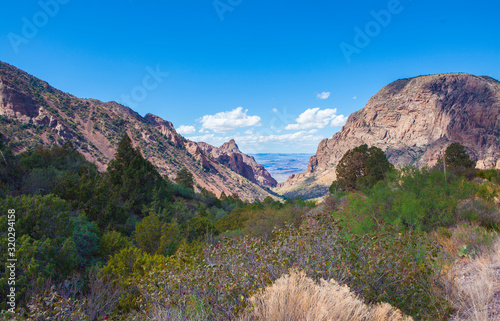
[198,139,278,188]
[277,73,500,199]
[144,114,277,188]
[0,60,276,201]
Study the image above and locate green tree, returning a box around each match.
[333,144,393,191]
[0,132,4,150]
[71,215,100,269]
[100,246,169,311]
[135,214,181,255]
[445,142,475,169]
[0,195,77,309]
[135,214,168,254]
[98,230,131,260]
[0,133,21,196]
[163,220,182,255]
[107,134,165,216]
[175,167,194,190]
[188,216,217,240]
[200,188,220,207]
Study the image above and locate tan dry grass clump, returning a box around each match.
[445,237,500,321]
[241,271,413,321]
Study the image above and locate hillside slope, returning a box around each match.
[277,73,500,198]
[198,139,278,188]
[0,61,276,201]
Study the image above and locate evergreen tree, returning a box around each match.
[107,134,165,216]
[175,167,194,190]
[333,144,393,191]
[0,133,20,196]
[445,142,475,169]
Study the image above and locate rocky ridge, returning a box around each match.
[276,73,500,199]
[0,60,276,201]
[198,139,278,188]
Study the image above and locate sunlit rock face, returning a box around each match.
[278,73,500,198]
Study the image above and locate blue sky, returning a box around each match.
[1,0,499,153]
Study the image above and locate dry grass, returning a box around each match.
[435,223,498,261]
[241,271,412,321]
[442,236,500,321]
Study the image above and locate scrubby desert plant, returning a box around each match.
[136,211,448,320]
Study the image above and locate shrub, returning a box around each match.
[23,287,88,321]
[98,230,131,260]
[242,270,413,321]
[476,169,500,184]
[216,204,308,239]
[100,247,169,312]
[457,199,500,230]
[335,167,479,233]
[136,211,449,320]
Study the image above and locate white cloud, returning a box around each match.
[188,131,323,150]
[330,114,348,127]
[176,125,196,135]
[198,107,261,133]
[316,91,331,99]
[285,107,347,130]
[186,134,227,146]
[353,96,357,100]
[272,108,278,113]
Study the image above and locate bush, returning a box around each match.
[215,205,307,239]
[136,211,449,320]
[100,247,169,312]
[457,199,500,230]
[98,230,131,260]
[0,195,79,310]
[242,270,413,321]
[335,167,478,233]
[476,169,500,184]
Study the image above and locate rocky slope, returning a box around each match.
[0,60,276,201]
[276,73,500,199]
[198,139,278,188]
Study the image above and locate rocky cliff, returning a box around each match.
[276,73,500,199]
[0,60,276,201]
[198,139,278,188]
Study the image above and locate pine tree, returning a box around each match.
[175,167,194,190]
[445,142,475,169]
[107,134,165,216]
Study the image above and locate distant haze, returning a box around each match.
[251,154,313,183]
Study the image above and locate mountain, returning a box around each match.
[197,139,278,187]
[0,61,276,201]
[276,73,500,199]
